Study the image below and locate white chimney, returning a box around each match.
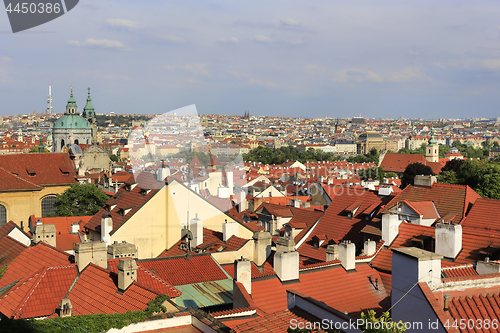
[435,222,462,259]
[117,258,138,291]
[476,259,500,274]
[156,162,170,182]
[364,240,376,256]
[101,214,113,245]
[338,241,356,271]
[274,250,299,283]
[234,257,252,294]
[414,175,437,187]
[326,244,339,261]
[226,171,234,195]
[74,241,107,272]
[382,213,402,246]
[253,231,272,266]
[71,222,79,234]
[222,220,239,241]
[190,215,203,247]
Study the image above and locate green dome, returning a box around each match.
[53,114,91,130]
[429,128,438,145]
[67,87,77,108]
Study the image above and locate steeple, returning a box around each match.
[428,127,438,146]
[83,87,95,118]
[426,126,439,163]
[66,86,78,115]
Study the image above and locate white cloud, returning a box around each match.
[249,78,276,87]
[219,37,239,44]
[303,63,326,74]
[255,35,272,43]
[389,67,424,82]
[105,18,141,30]
[0,56,11,62]
[164,65,176,70]
[281,18,299,26]
[184,63,210,76]
[290,40,303,45]
[483,59,500,69]
[157,35,186,44]
[67,39,126,49]
[366,71,384,82]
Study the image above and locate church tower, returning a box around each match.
[426,128,439,163]
[82,87,97,144]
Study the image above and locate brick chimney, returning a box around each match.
[338,241,355,271]
[253,231,271,266]
[435,222,462,259]
[74,241,107,272]
[117,258,137,291]
[275,236,295,252]
[107,241,138,260]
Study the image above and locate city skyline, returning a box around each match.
[2,1,500,118]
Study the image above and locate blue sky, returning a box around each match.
[1,0,500,119]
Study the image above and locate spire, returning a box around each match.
[66,85,77,111]
[83,87,95,117]
[429,126,437,145]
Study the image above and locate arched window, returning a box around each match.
[74,139,79,145]
[60,139,65,150]
[0,204,6,227]
[41,196,57,217]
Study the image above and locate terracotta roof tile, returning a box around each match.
[0,236,28,270]
[139,255,229,286]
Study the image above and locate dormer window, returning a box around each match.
[26,166,36,177]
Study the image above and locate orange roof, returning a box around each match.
[68,264,159,315]
[139,254,229,286]
[380,153,443,174]
[461,198,500,237]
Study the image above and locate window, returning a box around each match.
[0,204,6,227]
[41,196,57,217]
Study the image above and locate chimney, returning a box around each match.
[190,214,203,247]
[222,220,239,241]
[157,161,170,182]
[253,231,272,266]
[391,248,442,324]
[364,240,376,256]
[58,298,73,318]
[275,236,295,252]
[238,189,248,212]
[414,175,437,187]
[444,294,450,311]
[107,241,138,260]
[326,244,339,261]
[293,199,302,208]
[117,258,138,291]
[435,222,462,259]
[274,245,299,283]
[226,171,234,195]
[382,213,402,246]
[74,241,107,272]
[476,258,500,274]
[234,257,251,294]
[101,214,113,245]
[70,222,79,234]
[33,223,57,248]
[338,241,355,271]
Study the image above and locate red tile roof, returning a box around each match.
[0,265,77,319]
[250,264,389,318]
[68,264,159,315]
[461,198,500,237]
[403,200,440,219]
[297,187,392,261]
[0,242,72,291]
[382,183,480,224]
[159,228,249,257]
[108,259,181,298]
[380,153,443,174]
[0,236,28,270]
[139,254,229,286]
[441,264,478,278]
[0,153,77,190]
[31,215,90,251]
[221,260,275,280]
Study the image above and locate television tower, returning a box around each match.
[46,85,53,114]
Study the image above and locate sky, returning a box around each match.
[1,0,500,119]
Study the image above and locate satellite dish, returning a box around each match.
[181,174,188,182]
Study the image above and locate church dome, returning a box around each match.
[53,114,91,130]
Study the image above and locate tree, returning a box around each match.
[401,162,435,188]
[358,167,385,182]
[386,172,397,178]
[52,183,110,216]
[359,310,406,332]
[109,154,119,162]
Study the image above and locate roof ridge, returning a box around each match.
[137,265,181,297]
[0,166,42,189]
[34,240,71,258]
